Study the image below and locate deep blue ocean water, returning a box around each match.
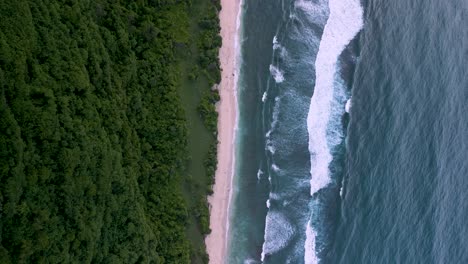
[228,0,468,263]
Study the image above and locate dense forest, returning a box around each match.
[0,0,220,263]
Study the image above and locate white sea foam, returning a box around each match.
[294,0,329,26]
[266,133,276,154]
[267,97,281,136]
[273,35,280,48]
[267,145,276,154]
[305,0,363,262]
[269,64,285,83]
[340,175,345,198]
[272,164,280,172]
[257,169,264,180]
[273,35,288,57]
[261,211,295,261]
[307,0,363,202]
[266,199,271,208]
[272,97,280,122]
[243,259,259,264]
[269,192,280,200]
[345,97,352,113]
[304,221,319,264]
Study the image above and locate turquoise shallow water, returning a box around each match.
[227,0,281,262]
[228,0,468,263]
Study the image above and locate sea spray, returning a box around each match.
[257,169,264,180]
[269,65,285,83]
[273,35,288,57]
[305,221,319,264]
[261,3,326,260]
[345,97,352,113]
[305,0,363,262]
[294,0,329,30]
[261,211,296,261]
[272,164,281,172]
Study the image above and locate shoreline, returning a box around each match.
[205,0,241,261]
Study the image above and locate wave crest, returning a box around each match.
[305,0,363,262]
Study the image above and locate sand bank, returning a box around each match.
[204,0,241,262]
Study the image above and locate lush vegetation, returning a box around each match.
[191,0,222,237]
[0,0,220,263]
[176,0,221,262]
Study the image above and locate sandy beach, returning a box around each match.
[204,0,240,262]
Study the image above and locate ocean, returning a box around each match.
[227,0,468,263]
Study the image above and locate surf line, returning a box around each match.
[304,0,363,263]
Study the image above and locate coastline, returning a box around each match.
[205,0,241,261]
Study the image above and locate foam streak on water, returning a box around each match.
[261,211,295,261]
[269,65,285,83]
[345,97,352,113]
[305,221,319,264]
[305,0,363,262]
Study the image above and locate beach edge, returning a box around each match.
[205,0,241,262]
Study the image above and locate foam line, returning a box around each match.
[269,64,285,83]
[261,211,295,261]
[305,221,319,264]
[345,97,352,113]
[305,0,363,262]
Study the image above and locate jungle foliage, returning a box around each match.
[0,0,220,263]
